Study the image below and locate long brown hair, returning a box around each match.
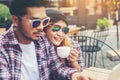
[61,36,71,47]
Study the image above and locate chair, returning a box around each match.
[78,35,106,67]
[92,29,109,43]
[75,29,108,43]
[69,35,120,68]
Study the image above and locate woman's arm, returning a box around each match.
[62,37,85,71]
[68,40,85,71]
[68,48,81,71]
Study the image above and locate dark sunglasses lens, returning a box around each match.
[33,20,41,28]
[62,27,69,34]
[43,18,49,26]
[52,25,61,32]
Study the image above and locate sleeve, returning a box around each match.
[49,45,77,80]
[71,40,85,71]
[0,52,10,80]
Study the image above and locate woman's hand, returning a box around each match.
[68,48,81,71]
[68,48,79,63]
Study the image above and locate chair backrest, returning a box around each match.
[70,35,102,67]
[92,29,109,47]
[78,30,109,53]
[69,35,120,68]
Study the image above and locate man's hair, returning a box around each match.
[10,0,48,16]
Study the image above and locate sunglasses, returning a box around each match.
[50,24,69,34]
[18,16,50,28]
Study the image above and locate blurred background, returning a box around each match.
[0,0,120,29]
[0,0,120,69]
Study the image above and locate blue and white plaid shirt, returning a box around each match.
[0,25,77,80]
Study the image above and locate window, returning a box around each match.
[85,0,103,15]
[48,0,77,8]
[47,0,77,16]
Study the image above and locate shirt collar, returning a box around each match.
[2,24,19,45]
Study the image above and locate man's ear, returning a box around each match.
[11,15,19,27]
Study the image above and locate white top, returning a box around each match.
[20,42,40,80]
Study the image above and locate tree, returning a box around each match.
[0,3,11,29]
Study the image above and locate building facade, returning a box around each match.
[0,0,119,29]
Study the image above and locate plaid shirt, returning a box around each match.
[67,39,85,70]
[55,39,85,70]
[50,39,85,80]
[0,26,77,80]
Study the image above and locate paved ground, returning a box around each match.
[78,23,120,70]
[100,24,120,70]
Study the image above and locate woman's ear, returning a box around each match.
[11,15,19,27]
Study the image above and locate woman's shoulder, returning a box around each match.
[70,39,79,45]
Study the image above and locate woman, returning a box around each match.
[44,9,85,80]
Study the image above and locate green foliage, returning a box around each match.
[0,3,11,28]
[96,17,111,30]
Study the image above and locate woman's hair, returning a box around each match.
[45,9,71,46]
[44,9,68,33]
[61,36,71,46]
[46,8,68,25]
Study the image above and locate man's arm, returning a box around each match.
[72,72,94,80]
[0,53,9,80]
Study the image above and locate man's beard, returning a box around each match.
[18,26,39,42]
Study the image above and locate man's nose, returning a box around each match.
[36,23,44,30]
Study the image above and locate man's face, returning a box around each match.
[14,7,49,44]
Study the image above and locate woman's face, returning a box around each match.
[45,20,68,46]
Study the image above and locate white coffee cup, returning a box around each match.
[57,46,70,58]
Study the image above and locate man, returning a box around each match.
[0,0,93,80]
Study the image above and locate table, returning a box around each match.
[81,67,112,80]
[67,27,81,41]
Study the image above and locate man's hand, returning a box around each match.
[72,72,94,80]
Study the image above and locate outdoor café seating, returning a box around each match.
[69,35,120,68]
